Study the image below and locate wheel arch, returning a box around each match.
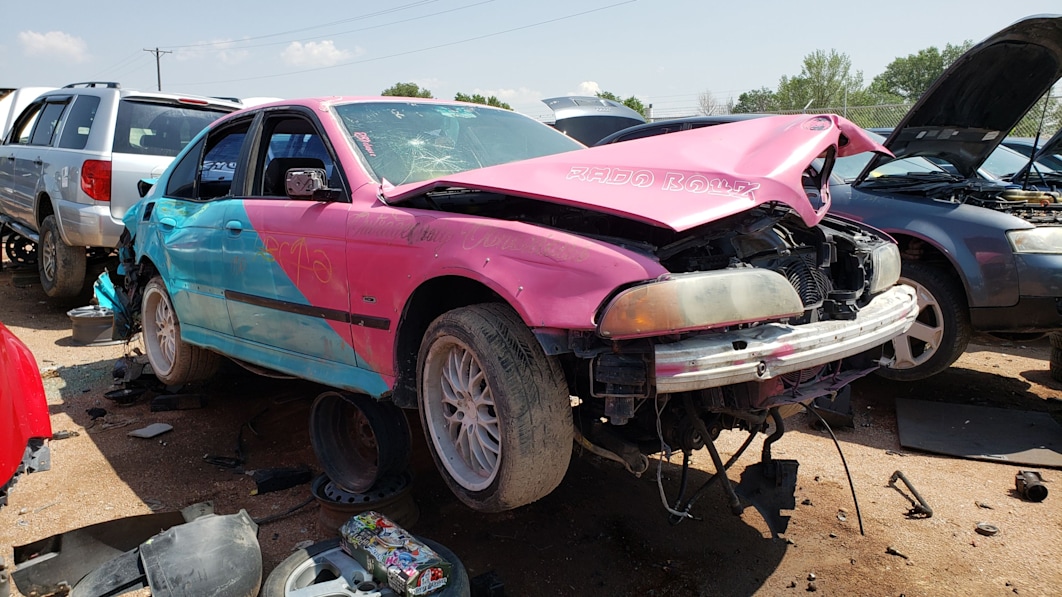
[888,231,972,304]
[390,275,507,408]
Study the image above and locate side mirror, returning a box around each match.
[285,168,328,199]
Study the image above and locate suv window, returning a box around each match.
[113,99,230,157]
[9,103,44,145]
[29,100,69,146]
[57,95,100,150]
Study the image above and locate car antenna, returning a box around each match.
[1019,93,1051,191]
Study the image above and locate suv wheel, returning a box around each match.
[38,215,86,298]
[877,262,971,381]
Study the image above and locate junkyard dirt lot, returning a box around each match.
[1,258,1061,597]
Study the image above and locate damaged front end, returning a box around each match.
[563,204,915,535]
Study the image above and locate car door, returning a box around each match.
[1,97,69,226]
[221,110,361,378]
[146,117,254,339]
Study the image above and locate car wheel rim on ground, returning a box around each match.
[4,234,36,265]
[887,275,945,369]
[422,337,501,493]
[310,391,411,494]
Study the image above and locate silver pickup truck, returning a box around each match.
[0,83,239,297]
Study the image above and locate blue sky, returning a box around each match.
[1,0,1058,118]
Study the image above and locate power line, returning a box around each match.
[175,0,495,53]
[174,0,637,88]
[162,0,441,49]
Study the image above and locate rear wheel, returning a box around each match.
[141,276,220,385]
[877,262,971,381]
[417,303,572,512]
[38,215,86,298]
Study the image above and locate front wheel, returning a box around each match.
[141,276,220,385]
[38,215,86,298]
[877,262,971,381]
[418,303,573,512]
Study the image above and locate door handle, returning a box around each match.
[158,217,177,230]
[225,220,244,234]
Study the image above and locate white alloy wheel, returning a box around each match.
[422,336,501,491]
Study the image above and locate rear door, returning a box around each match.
[0,97,69,225]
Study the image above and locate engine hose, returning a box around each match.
[804,403,865,535]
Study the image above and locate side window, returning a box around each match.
[29,100,69,146]
[199,131,246,199]
[9,103,44,145]
[165,118,250,201]
[57,96,100,150]
[256,116,337,198]
[165,136,207,200]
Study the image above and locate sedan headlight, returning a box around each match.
[868,242,902,295]
[597,269,805,339]
[1006,228,1062,254]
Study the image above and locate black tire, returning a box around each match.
[1050,331,1062,351]
[417,303,573,512]
[310,391,412,494]
[38,215,86,298]
[1051,345,1062,383]
[877,261,972,381]
[261,537,470,597]
[141,276,220,385]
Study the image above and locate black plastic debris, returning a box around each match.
[85,408,107,420]
[248,466,313,495]
[151,394,206,412]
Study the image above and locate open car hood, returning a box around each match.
[383,114,888,232]
[543,96,647,146]
[860,14,1062,182]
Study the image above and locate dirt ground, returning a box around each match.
[2,256,1061,597]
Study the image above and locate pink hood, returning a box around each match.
[382,114,889,231]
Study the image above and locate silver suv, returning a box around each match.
[0,82,240,297]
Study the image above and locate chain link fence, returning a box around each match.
[653,95,1061,138]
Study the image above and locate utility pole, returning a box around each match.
[143,47,172,91]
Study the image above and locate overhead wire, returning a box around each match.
[171,0,637,88]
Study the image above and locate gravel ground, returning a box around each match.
[1,256,1061,597]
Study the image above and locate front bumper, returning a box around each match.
[654,284,918,393]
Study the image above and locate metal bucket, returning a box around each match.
[67,305,114,345]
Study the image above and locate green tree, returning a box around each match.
[595,91,647,118]
[731,87,779,113]
[454,92,512,110]
[381,82,433,98]
[870,41,973,101]
[775,49,864,111]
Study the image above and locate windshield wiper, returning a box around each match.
[859,171,961,191]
